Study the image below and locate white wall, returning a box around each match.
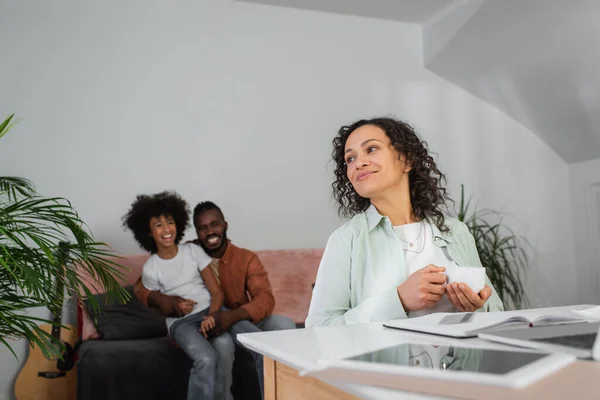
[0,0,576,397]
[569,158,600,305]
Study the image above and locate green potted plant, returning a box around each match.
[457,184,530,310]
[1,113,128,358]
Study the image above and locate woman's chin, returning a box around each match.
[353,184,379,199]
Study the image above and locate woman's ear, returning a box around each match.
[400,155,412,173]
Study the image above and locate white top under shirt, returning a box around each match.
[394,220,458,367]
[142,243,212,329]
[393,220,458,318]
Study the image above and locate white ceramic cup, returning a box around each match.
[444,266,486,293]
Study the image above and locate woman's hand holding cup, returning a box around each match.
[444,266,491,312]
[397,265,447,311]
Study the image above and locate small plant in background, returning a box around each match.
[457,184,530,310]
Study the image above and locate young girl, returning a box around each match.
[123,191,234,400]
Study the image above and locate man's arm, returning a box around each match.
[241,253,275,322]
[211,253,275,334]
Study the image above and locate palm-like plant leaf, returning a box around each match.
[1,114,129,359]
[0,177,35,202]
[457,184,529,309]
[0,113,18,140]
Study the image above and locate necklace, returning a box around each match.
[396,220,424,248]
[403,225,426,254]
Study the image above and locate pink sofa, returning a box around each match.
[255,248,324,325]
[83,248,324,326]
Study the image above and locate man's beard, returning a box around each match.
[201,231,228,258]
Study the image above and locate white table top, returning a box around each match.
[239,322,530,400]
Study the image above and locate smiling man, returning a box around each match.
[189,201,295,335]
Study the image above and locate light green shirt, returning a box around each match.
[305,205,504,327]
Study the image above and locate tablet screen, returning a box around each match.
[345,343,547,375]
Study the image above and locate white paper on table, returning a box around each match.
[572,305,600,321]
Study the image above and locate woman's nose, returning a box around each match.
[355,156,369,168]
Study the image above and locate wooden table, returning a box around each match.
[240,320,600,400]
[264,356,360,400]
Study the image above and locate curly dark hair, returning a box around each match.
[332,117,452,232]
[122,191,190,253]
[192,201,224,227]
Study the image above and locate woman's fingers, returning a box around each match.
[445,283,492,312]
[446,284,464,311]
[479,286,492,301]
[452,285,473,310]
[427,283,446,295]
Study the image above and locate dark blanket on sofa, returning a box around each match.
[77,337,191,400]
[77,285,261,400]
[78,337,260,400]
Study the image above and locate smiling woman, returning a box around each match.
[305,117,504,328]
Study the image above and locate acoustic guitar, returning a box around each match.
[14,243,78,400]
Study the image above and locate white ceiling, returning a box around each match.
[425,0,600,163]
[236,0,460,24]
[238,0,600,163]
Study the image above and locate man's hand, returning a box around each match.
[209,311,236,337]
[177,298,197,315]
[209,308,252,337]
[147,291,196,317]
[397,265,447,311]
[446,283,492,312]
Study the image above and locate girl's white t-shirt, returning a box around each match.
[141,243,212,329]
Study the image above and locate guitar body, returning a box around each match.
[14,323,78,400]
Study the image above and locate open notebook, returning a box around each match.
[384,309,586,338]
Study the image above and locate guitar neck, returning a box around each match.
[51,314,62,339]
[51,242,70,341]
